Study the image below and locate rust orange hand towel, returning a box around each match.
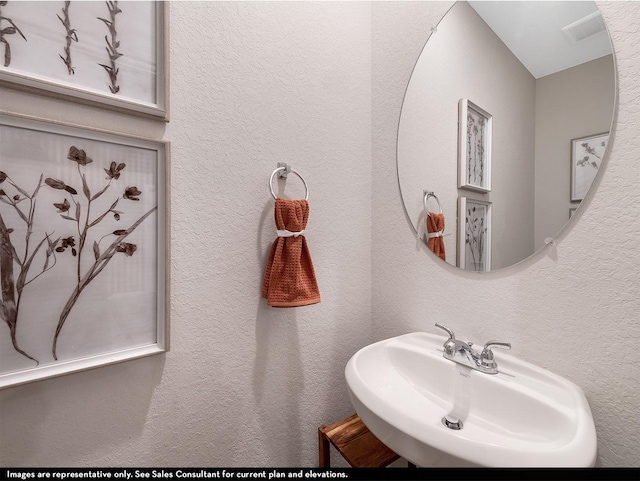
[426,212,446,261]
[262,197,320,307]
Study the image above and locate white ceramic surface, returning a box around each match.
[345,332,597,467]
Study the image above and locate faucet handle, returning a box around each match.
[483,341,511,351]
[435,323,455,340]
[435,324,458,356]
[480,341,511,370]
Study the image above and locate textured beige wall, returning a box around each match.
[373,1,639,467]
[0,1,372,467]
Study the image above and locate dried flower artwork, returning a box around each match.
[57,1,78,75]
[464,205,487,272]
[98,1,122,94]
[458,197,491,272]
[466,114,486,187]
[459,100,492,193]
[0,0,27,67]
[48,146,157,360]
[0,2,164,118]
[1,133,159,368]
[576,140,605,169]
[571,133,608,202]
[0,173,54,364]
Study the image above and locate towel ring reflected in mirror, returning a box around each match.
[270,166,309,201]
[423,189,443,216]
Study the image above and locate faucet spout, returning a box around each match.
[444,341,486,372]
[434,324,510,375]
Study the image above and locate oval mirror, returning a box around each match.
[397,1,616,272]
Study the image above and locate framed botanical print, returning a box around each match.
[0,1,168,119]
[0,113,169,388]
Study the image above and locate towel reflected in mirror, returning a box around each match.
[426,212,446,261]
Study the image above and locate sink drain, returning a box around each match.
[442,415,463,430]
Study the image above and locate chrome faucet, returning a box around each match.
[435,323,511,375]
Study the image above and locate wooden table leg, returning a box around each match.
[318,414,399,468]
[318,427,331,467]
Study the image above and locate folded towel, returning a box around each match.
[426,212,446,261]
[262,197,320,307]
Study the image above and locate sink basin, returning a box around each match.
[345,332,596,467]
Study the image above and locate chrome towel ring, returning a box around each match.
[270,163,309,201]
[423,189,442,215]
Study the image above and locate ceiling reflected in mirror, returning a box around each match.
[469,1,613,78]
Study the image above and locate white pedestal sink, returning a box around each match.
[345,332,597,467]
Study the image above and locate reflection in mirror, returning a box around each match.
[397,1,616,272]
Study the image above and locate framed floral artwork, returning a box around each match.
[0,1,168,119]
[458,99,492,192]
[0,113,169,388]
[571,132,608,202]
[457,197,491,272]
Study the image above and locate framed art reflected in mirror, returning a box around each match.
[458,197,492,272]
[571,132,609,202]
[459,99,492,193]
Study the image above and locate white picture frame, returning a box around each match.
[458,197,491,272]
[459,99,492,192]
[571,132,608,202]
[0,1,168,119]
[0,113,169,388]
